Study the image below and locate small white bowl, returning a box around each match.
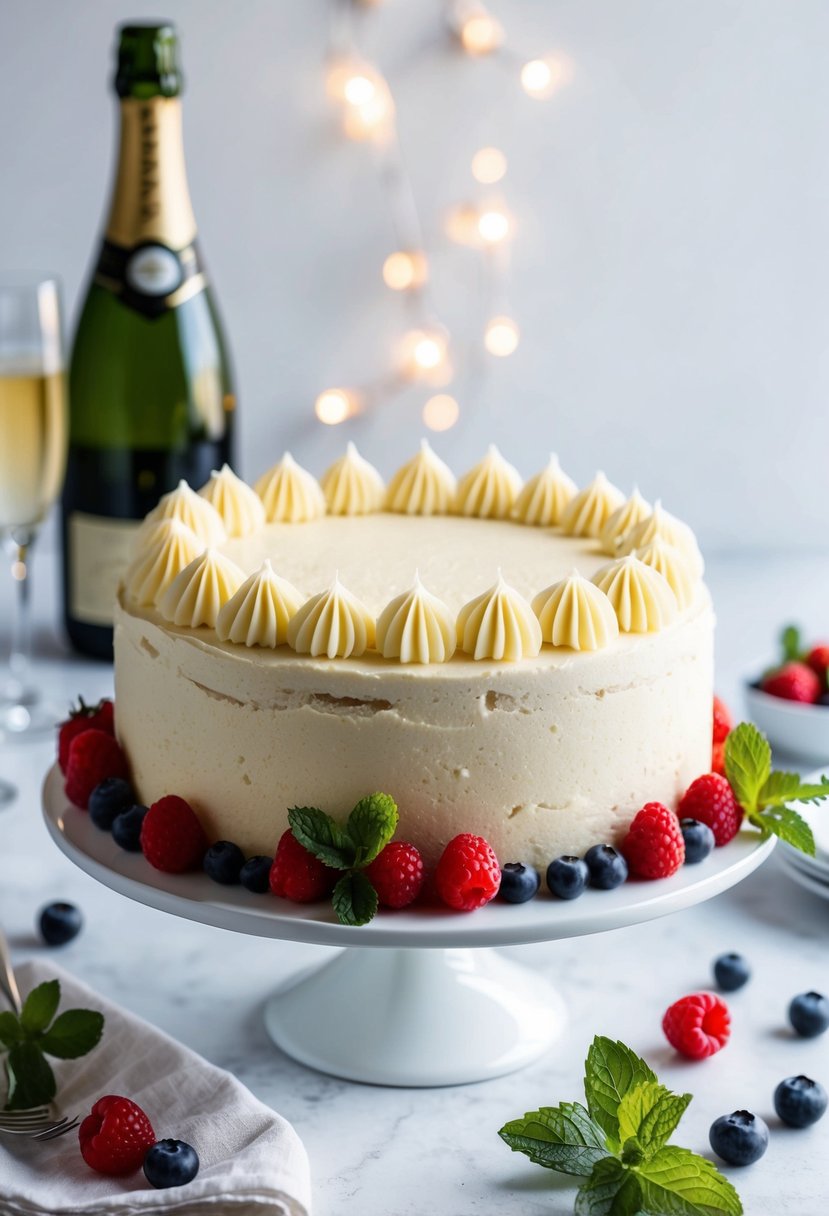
[744,683,829,763]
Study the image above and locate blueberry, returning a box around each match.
[774,1075,828,1128]
[584,844,628,890]
[789,991,829,1038]
[546,855,590,900]
[143,1138,200,1189]
[111,804,148,852]
[239,855,273,894]
[709,1110,769,1166]
[88,778,135,831]
[680,818,715,865]
[713,952,751,992]
[38,902,83,947]
[499,862,541,904]
[203,840,245,885]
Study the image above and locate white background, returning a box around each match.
[2,0,828,552]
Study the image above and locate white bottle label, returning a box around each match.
[69,513,142,627]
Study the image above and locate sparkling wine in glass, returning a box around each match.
[0,276,67,778]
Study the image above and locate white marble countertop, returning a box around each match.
[2,551,829,1214]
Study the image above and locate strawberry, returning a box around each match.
[712,696,732,744]
[64,730,128,809]
[58,698,115,774]
[711,740,726,777]
[762,662,820,704]
[806,644,829,681]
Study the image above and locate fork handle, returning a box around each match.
[0,927,22,1014]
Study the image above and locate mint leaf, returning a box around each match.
[751,805,816,856]
[499,1101,608,1177]
[20,980,60,1035]
[575,1158,642,1216]
[781,624,803,663]
[347,793,398,867]
[637,1145,742,1215]
[0,1011,22,1048]
[288,806,355,869]
[617,1081,691,1156]
[332,871,379,926]
[759,771,829,809]
[584,1037,656,1150]
[5,1043,56,1110]
[724,723,771,814]
[40,1009,104,1060]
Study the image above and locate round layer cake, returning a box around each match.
[113,445,714,869]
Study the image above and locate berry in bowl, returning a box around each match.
[745,626,829,762]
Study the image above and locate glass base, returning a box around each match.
[0,778,16,808]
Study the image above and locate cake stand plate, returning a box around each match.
[43,764,774,1086]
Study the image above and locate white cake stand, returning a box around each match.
[42,764,774,1087]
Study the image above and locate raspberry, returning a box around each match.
[678,773,743,846]
[712,695,732,744]
[711,741,726,777]
[620,802,685,879]
[269,829,337,902]
[64,730,129,810]
[140,795,207,873]
[78,1095,155,1176]
[365,842,425,909]
[663,992,731,1059]
[58,698,115,774]
[806,644,829,680]
[434,833,501,911]
[762,662,820,704]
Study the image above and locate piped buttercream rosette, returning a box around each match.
[321,442,385,515]
[287,576,375,659]
[560,471,625,539]
[215,560,304,648]
[159,549,246,630]
[512,454,577,526]
[532,571,619,651]
[386,440,456,515]
[124,519,205,608]
[376,575,456,664]
[255,452,326,523]
[457,573,542,661]
[198,464,266,538]
[634,540,696,610]
[140,479,227,547]
[454,445,523,520]
[599,488,651,556]
[618,501,704,578]
[591,554,678,634]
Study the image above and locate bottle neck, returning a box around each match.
[105,97,196,251]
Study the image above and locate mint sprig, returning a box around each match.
[500,1035,742,1216]
[288,792,398,926]
[724,721,829,855]
[0,979,104,1110]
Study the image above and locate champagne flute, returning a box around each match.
[0,276,67,777]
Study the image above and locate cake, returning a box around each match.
[113,442,713,869]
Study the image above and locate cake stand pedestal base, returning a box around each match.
[263,945,566,1087]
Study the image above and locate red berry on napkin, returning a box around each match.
[64,729,128,810]
[79,1095,155,1175]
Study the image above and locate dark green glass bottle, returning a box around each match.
[62,22,235,659]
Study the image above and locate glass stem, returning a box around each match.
[4,527,35,706]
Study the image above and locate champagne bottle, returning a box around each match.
[62,22,235,659]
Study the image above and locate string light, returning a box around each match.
[471,146,507,184]
[382,250,429,291]
[477,206,511,244]
[484,316,520,357]
[402,328,449,376]
[460,12,504,56]
[315,388,359,425]
[422,394,460,431]
[520,55,572,99]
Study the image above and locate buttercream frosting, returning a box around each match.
[142,479,227,547]
[386,440,457,515]
[215,559,304,648]
[634,540,696,611]
[287,576,375,659]
[457,573,542,661]
[198,464,266,538]
[158,548,246,630]
[592,554,678,633]
[532,571,619,651]
[560,471,625,539]
[599,488,651,556]
[375,574,456,664]
[618,501,704,577]
[454,444,523,520]
[512,454,577,526]
[124,519,205,608]
[255,452,326,523]
[320,442,385,515]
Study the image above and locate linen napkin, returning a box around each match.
[0,961,311,1216]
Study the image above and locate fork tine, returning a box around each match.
[0,1114,52,1129]
[0,1107,51,1122]
[36,1117,80,1141]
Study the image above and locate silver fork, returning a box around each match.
[0,929,79,1140]
[0,1108,81,1140]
